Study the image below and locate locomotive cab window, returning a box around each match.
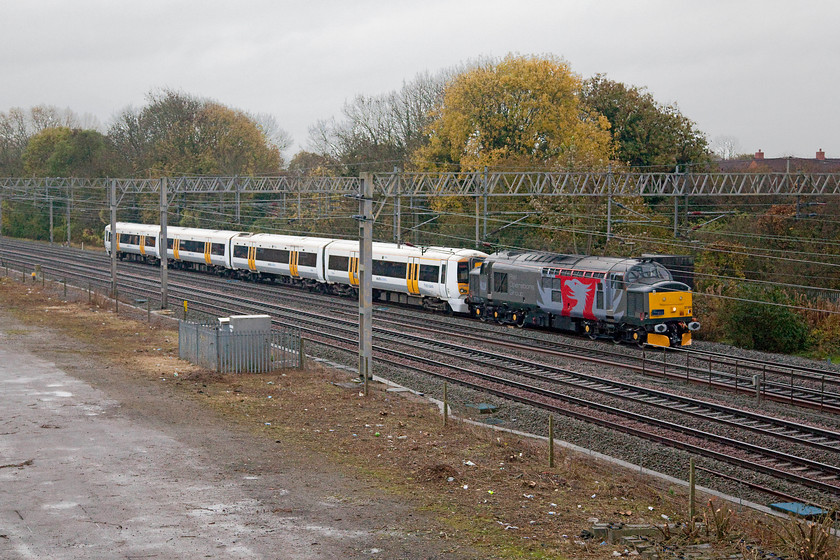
[493,272,508,294]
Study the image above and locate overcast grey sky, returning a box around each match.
[1,0,836,160]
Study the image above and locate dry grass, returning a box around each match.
[0,276,818,559]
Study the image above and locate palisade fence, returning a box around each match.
[179,320,301,373]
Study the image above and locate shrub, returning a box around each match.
[727,285,809,354]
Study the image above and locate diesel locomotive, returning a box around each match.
[468,250,699,347]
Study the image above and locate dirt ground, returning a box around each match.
[0,276,809,559]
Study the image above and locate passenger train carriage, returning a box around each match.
[468,251,699,347]
[105,223,487,314]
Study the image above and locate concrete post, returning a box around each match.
[393,167,401,246]
[359,173,373,391]
[110,180,117,297]
[66,186,71,244]
[160,177,169,309]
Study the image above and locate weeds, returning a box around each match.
[773,512,839,560]
[703,499,733,540]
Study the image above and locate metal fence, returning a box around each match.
[179,321,301,373]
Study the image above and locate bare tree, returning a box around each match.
[711,135,742,160]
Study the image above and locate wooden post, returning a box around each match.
[298,337,305,370]
[689,457,696,521]
[549,415,555,468]
[443,382,448,427]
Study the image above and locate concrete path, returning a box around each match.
[0,338,461,559]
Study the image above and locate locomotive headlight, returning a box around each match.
[672,306,677,313]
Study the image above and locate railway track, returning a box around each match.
[3,237,840,505]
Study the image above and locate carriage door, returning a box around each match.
[349,252,360,287]
[406,257,420,295]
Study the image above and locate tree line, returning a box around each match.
[6,54,840,358]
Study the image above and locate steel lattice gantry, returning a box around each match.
[3,171,840,200]
[3,170,840,309]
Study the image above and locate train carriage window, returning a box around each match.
[551,290,562,302]
[145,236,156,248]
[493,272,508,294]
[167,238,174,250]
[233,245,249,259]
[210,243,225,256]
[328,255,349,271]
[181,239,204,253]
[419,264,439,283]
[120,233,140,245]
[298,252,317,267]
[440,264,446,283]
[596,283,604,308]
[372,260,407,279]
[256,247,290,263]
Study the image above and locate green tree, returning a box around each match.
[108,89,284,176]
[22,127,110,177]
[581,74,709,169]
[415,54,613,171]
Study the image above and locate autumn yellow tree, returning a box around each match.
[414,54,614,171]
